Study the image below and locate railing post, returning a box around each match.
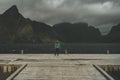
[21,49,24,54]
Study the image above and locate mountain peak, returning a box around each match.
[9,5,18,10]
[2,5,19,16]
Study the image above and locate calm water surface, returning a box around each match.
[0,43,120,53]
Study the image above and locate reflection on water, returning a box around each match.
[0,64,20,80]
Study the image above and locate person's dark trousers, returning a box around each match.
[55,48,59,56]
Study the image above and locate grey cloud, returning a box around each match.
[0,0,120,34]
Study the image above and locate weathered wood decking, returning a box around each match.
[0,54,120,80]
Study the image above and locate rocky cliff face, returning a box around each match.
[0,5,120,43]
[0,5,58,43]
[106,24,120,43]
[53,22,101,43]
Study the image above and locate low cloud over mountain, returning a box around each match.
[0,5,120,43]
[0,0,120,34]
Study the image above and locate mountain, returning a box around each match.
[104,24,120,43]
[53,22,101,43]
[0,5,58,44]
[0,5,120,43]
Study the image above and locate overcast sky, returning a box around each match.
[0,0,120,35]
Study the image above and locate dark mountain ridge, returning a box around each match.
[0,5,120,43]
[103,23,120,43]
[0,5,58,43]
[53,22,101,43]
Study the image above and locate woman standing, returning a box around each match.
[54,40,61,56]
